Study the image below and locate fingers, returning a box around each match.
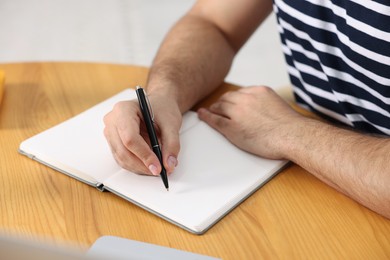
[197,107,231,135]
[103,116,147,174]
[103,101,161,176]
[117,125,163,176]
[202,90,239,118]
[197,92,238,134]
[103,99,183,177]
[197,87,266,139]
[237,85,272,94]
[218,90,243,104]
[216,86,267,104]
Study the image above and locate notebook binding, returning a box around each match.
[96,183,105,192]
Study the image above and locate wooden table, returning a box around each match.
[0,62,389,259]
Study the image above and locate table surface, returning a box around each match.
[0,62,389,259]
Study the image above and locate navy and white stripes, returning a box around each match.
[273,0,390,135]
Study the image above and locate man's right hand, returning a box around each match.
[103,93,182,176]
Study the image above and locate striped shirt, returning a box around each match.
[273,0,390,135]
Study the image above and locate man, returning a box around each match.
[103,0,390,218]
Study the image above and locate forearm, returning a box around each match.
[145,0,273,112]
[283,117,390,218]
[146,14,236,113]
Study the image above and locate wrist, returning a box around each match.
[146,80,192,113]
[277,116,314,161]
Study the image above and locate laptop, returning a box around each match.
[0,233,219,260]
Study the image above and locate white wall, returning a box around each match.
[0,0,289,88]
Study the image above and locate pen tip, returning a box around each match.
[166,188,169,191]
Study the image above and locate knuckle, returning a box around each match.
[114,149,129,164]
[173,140,181,153]
[113,149,150,175]
[133,160,154,175]
[210,102,221,112]
[103,112,111,125]
[122,135,136,148]
[215,117,228,128]
[165,138,180,155]
[118,129,138,149]
[103,127,110,139]
[113,101,126,110]
[257,85,272,93]
[144,157,156,168]
[112,153,125,169]
[222,91,235,99]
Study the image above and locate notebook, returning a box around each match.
[19,89,288,234]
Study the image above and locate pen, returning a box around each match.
[135,86,169,191]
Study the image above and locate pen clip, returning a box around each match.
[142,88,155,122]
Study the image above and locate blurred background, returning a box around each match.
[0,0,289,88]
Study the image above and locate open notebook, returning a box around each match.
[19,89,288,234]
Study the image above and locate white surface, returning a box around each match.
[0,0,289,88]
[0,233,100,260]
[88,236,220,260]
[0,233,218,260]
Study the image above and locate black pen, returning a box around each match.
[135,86,169,191]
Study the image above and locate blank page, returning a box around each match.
[19,90,136,185]
[104,113,287,234]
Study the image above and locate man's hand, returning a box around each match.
[103,94,182,176]
[199,86,390,218]
[197,86,302,159]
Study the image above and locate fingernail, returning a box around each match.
[148,164,159,176]
[168,156,178,170]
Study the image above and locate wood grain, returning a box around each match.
[0,62,389,259]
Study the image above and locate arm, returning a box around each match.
[146,0,273,112]
[289,116,390,219]
[198,86,390,218]
[103,0,273,175]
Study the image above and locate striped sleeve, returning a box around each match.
[273,0,390,135]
